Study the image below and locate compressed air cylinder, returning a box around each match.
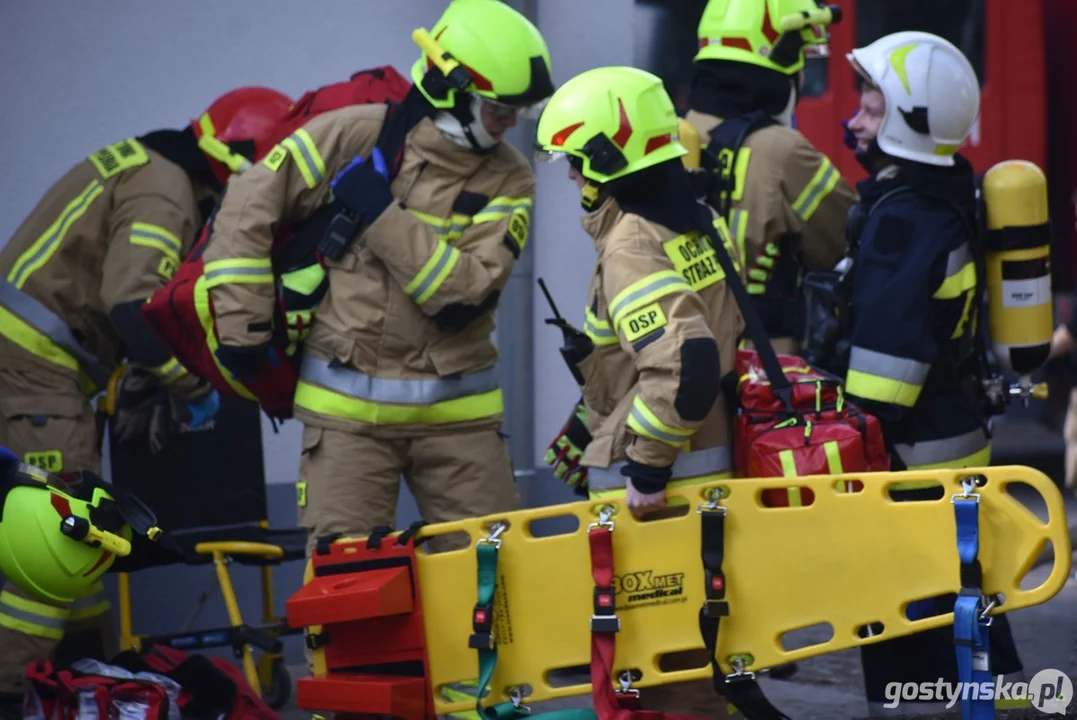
[678,117,702,170]
[981,160,1053,376]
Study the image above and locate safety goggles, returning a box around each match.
[533,146,568,165]
[478,94,549,122]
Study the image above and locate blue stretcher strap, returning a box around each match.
[953,498,994,720]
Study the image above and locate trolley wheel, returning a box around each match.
[262,658,292,710]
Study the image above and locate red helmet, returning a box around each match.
[192,86,294,184]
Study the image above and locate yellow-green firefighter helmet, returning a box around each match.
[534,66,687,186]
[694,0,843,76]
[0,447,161,604]
[411,0,554,112]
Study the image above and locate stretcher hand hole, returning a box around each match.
[1020,541,1054,590]
[545,664,591,689]
[886,481,945,502]
[634,503,690,522]
[657,650,709,672]
[1003,480,1048,525]
[528,514,580,538]
[902,594,951,621]
[760,486,816,507]
[831,478,864,494]
[416,530,473,555]
[779,621,834,652]
[856,621,886,639]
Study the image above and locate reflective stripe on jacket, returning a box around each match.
[685,110,856,342]
[576,198,744,493]
[0,138,208,398]
[843,159,989,487]
[202,104,535,435]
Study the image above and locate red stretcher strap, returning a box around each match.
[587,525,706,720]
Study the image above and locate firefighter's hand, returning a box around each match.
[625,479,667,518]
[544,400,592,491]
[170,388,221,430]
[620,459,672,518]
[112,367,164,448]
[331,147,393,226]
[1050,323,1077,361]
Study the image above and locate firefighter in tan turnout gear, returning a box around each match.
[685,0,856,354]
[535,66,745,720]
[201,0,554,558]
[0,86,293,716]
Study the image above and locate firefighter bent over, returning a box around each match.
[535,66,744,720]
[201,0,554,563]
[683,0,856,354]
[829,31,1029,716]
[0,87,291,715]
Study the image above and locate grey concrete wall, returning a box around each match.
[529,0,636,510]
[0,0,645,665]
[0,0,516,665]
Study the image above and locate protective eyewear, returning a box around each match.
[479,95,549,122]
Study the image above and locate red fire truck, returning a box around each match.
[644,0,1077,287]
[794,0,1075,286]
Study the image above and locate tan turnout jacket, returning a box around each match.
[576,197,745,494]
[685,109,856,350]
[202,104,535,436]
[0,137,212,419]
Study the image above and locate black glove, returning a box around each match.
[112,368,171,454]
[215,343,277,382]
[620,458,673,494]
[330,148,394,228]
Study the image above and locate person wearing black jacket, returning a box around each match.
[839,30,1030,716]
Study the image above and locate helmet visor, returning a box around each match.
[480,95,549,121]
[7,461,77,496]
[532,146,568,164]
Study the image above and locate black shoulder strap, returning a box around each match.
[697,213,796,414]
[374,100,408,183]
[701,111,779,221]
[278,102,410,268]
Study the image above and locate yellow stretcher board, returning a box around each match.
[399,466,1072,716]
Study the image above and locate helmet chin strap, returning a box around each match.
[433,94,500,153]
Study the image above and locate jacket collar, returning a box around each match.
[579,196,624,250]
[856,154,977,207]
[406,117,492,175]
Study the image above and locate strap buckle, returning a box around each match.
[950,474,984,504]
[477,520,508,549]
[615,671,640,698]
[703,568,730,619]
[468,601,495,650]
[587,505,615,531]
[724,655,756,683]
[507,686,532,715]
[591,587,620,633]
[696,487,727,515]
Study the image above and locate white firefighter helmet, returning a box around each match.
[847,31,980,167]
